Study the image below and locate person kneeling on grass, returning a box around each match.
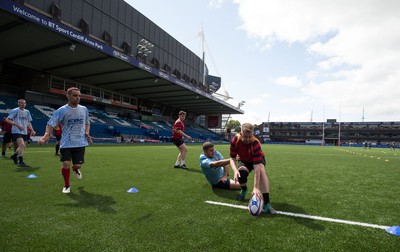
[200,142,241,190]
[230,123,277,215]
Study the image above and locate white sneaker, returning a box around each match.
[73,168,82,180]
[62,186,70,194]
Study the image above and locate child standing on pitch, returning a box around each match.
[171,111,192,169]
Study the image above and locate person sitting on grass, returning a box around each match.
[200,142,241,190]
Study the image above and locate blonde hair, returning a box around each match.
[241,123,254,133]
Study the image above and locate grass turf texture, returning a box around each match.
[1,144,399,251]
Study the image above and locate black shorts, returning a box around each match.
[2,133,12,144]
[238,156,266,172]
[12,134,28,142]
[55,134,61,141]
[60,147,85,165]
[212,179,230,189]
[171,137,184,147]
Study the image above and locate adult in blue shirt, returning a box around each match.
[39,87,92,194]
[199,142,240,190]
[6,99,36,167]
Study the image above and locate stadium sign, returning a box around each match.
[7,4,104,51]
[113,50,130,63]
[138,62,152,73]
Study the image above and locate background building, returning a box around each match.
[256,121,400,147]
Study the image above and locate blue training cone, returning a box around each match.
[26,174,38,179]
[127,187,139,193]
[386,226,400,236]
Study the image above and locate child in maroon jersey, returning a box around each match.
[171,111,192,169]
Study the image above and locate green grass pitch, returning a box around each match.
[1,143,399,251]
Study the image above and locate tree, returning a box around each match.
[226,120,241,133]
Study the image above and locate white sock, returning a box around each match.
[175,160,180,166]
[181,160,185,165]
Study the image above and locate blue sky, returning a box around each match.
[127,0,400,124]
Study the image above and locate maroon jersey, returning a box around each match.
[230,133,264,164]
[172,119,184,139]
[1,119,12,134]
[54,123,62,135]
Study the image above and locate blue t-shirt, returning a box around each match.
[199,149,225,185]
[7,108,32,135]
[47,104,89,148]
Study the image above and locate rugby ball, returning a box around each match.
[248,194,264,216]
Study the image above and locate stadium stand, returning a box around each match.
[0,95,16,118]
[0,95,221,143]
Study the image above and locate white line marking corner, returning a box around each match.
[205,200,390,230]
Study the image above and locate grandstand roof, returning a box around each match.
[0,2,243,116]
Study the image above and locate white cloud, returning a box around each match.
[273,75,302,88]
[232,0,400,122]
[279,96,309,104]
[234,0,342,43]
[231,110,268,124]
[232,109,314,123]
[316,57,345,71]
[208,0,225,8]
[270,111,313,122]
[261,92,271,98]
[247,97,263,105]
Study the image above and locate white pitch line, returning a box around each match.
[205,200,390,230]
